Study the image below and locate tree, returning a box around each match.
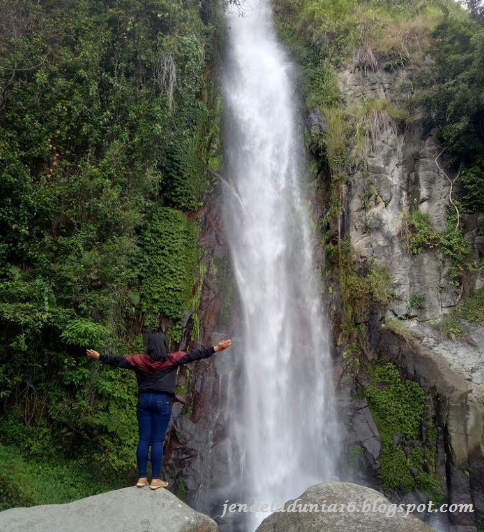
[467,0,484,21]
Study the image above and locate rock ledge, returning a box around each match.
[0,486,218,532]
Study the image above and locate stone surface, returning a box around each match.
[255,481,434,532]
[350,398,381,466]
[335,65,484,529]
[0,487,218,532]
[408,321,484,397]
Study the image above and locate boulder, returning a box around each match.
[0,487,218,532]
[255,481,434,532]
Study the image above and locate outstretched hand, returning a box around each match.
[86,349,100,360]
[214,339,232,352]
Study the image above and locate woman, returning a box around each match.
[86,332,232,490]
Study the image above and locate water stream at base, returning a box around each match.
[219,1,340,530]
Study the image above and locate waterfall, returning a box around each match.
[219,1,339,530]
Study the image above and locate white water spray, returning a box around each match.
[221,1,339,530]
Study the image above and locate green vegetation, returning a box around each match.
[0,0,221,501]
[328,239,394,318]
[327,238,394,372]
[0,444,123,511]
[461,287,484,322]
[385,319,412,343]
[408,293,426,312]
[401,209,478,287]
[138,206,200,335]
[439,286,484,339]
[347,445,364,469]
[275,0,450,72]
[366,362,443,500]
[401,212,441,255]
[176,479,187,502]
[425,12,484,213]
[441,314,465,339]
[353,98,409,157]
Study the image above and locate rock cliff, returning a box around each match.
[332,64,484,531]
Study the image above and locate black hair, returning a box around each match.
[146,331,169,362]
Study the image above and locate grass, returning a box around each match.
[408,292,426,312]
[323,106,348,169]
[385,318,412,343]
[461,287,484,323]
[353,98,410,157]
[441,314,464,340]
[401,211,440,255]
[280,0,456,69]
[0,444,125,511]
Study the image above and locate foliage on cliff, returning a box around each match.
[425,12,484,213]
[0,0,221,491]
[275,0,483,322]
[274,0,484,212]
[366,363,443,500]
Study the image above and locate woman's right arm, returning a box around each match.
[86,349,134,370]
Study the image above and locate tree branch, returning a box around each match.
[435,148,461,231]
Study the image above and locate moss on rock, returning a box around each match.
[365,362,443,502]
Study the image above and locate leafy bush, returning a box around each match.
[366,363,442,499]
[0,444,125,511]
[461,287,484,323]
[401,209,475,287]
[408,293,426,312]
[367,363,425,441]
[138,206,199,326]
[0,0,221,488]
[427,19,484,213]
[401,212,440,254]
[61,319,111,348]
[442,314,464,340]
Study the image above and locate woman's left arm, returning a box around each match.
[173,339,232,367]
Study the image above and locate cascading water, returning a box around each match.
[219,1,340,530]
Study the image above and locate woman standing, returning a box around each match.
[86,332,232,489]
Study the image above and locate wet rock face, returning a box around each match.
[163,189,238,517]
[0,487,219,532]
[255,481,435,532]
[307,108,328,133]
[350,398,381,467]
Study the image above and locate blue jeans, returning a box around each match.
[136,392,172,479]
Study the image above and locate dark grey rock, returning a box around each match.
[307,108,328,133]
